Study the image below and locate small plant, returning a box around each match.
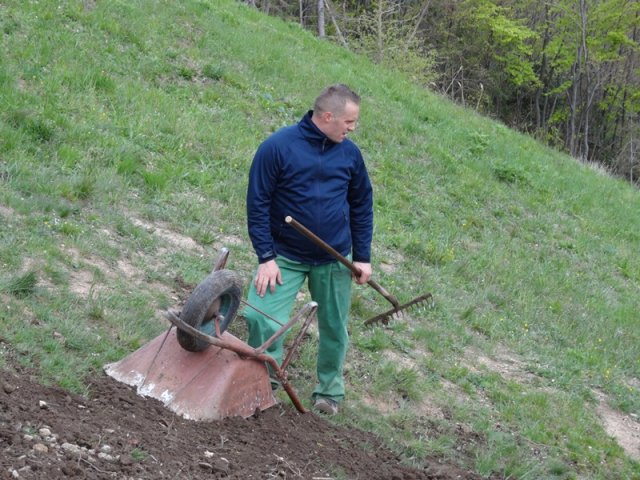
[492,164,529,185]
[178,66,196,81]
[58,221,82,236]
[372,363,422,401]
[3,271,37,298]
[117,157,142,176]
[87,301,105,321]
[469,131,490,155]
[7,110,55,143]
[141,169,169,191]
[22,425,38,435]
[203,64,224,80]
[355,329,391,352]
[130,447,147,461]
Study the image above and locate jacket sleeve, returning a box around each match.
[348,148,374,263]
[247,140,280,263]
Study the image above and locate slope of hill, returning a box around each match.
[1,1,639,478]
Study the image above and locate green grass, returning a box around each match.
[1,0,639,478]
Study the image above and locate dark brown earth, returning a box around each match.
[0,351,489,480]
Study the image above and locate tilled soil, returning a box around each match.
[0,359,486,480]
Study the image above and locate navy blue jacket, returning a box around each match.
[247,111,373,265]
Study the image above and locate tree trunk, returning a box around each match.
[534,3,551,133]
[376,0,383,63]
[299,0,304,26]
[580,0,590,161]
[318,0,325,38]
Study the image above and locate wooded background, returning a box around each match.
[243,0,639,185]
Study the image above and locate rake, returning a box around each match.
[285,216,433,326]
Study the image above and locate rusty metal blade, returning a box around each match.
[364,293,434,326]
[104,328,276,420]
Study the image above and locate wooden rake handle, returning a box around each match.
[284,216,400,309]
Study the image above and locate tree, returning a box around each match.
[340,0,438,87]
[533,0,640,164]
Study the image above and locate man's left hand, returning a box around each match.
[352,262,372,285]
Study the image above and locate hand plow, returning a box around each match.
[285,216,434,326]
[104,248,317,421]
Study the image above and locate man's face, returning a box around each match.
[318,101,360,143]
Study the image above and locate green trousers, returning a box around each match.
[243,256,352,402]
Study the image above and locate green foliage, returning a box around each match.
[130,447,147,461]
[6,110,56,143]
[2,271,38,298]
[202,64,225,81]
[492,164,530,185]
[346,0,438,87]
[466,0,539,88]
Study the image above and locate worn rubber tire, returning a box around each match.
[176,269,243,352]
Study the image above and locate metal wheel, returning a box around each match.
[176,269,243,352]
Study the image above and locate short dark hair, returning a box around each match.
[313,84,360,116]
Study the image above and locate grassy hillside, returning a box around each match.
[1,0,639,478]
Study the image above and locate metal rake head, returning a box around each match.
[364,293,434,326]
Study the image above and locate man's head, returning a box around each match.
[311,84,360,143]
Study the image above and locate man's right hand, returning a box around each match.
[254,259,283,297]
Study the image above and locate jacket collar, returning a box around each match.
[298,110,337,148]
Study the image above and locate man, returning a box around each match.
[244,84,374,415]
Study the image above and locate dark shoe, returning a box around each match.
[314,397,339,415]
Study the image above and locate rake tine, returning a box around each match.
[364,293,434,326]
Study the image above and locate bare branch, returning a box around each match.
[324,0,348,48]
[405,0,431,51]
